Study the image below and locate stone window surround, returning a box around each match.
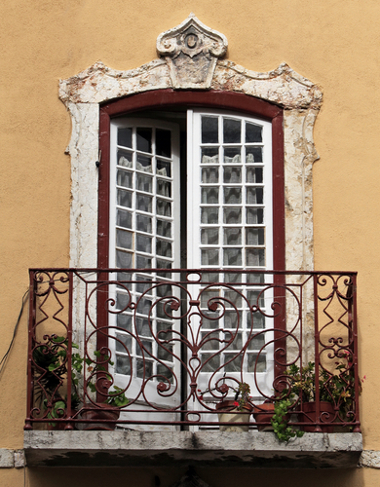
[59,15,321,275]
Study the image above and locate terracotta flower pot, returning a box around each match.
[299,401,335,432]
[253,403,275,431]
[216,400,253,432]
[81,403,120,430]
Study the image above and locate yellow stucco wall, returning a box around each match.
[0,0,379,484]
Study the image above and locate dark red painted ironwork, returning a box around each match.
[25,268,360,431]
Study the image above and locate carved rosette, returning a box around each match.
[156,13,228,89]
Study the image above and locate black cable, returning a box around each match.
[0,288,29,377]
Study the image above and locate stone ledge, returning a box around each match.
[24,430,362,468]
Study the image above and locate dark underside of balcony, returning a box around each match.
[24,430,362,469]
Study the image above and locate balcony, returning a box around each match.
[24,268,362,467]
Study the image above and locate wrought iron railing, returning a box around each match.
[25,269,360,432]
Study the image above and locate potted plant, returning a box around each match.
[216,382,253,431]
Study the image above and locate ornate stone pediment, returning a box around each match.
[156,13,228,89]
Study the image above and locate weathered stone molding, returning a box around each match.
[359,450,380,468]
[0,449,25,468]
[59,15,322,277]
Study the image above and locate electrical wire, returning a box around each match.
[0,288,29,378]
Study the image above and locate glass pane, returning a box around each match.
[224,147,241,164]
[157,199,171,217]
[223,248,242,266]
[224,228,242,245]
[201,187,219,204]
[136,155,152,173]
[224,354,241,373]
[224,273,242,284]
[157,160,171,178]
[223,118,241,143]
[248,334,265,350]
[136,174,153,193]
[116,292,129,310]
[246,147,263,163]
[117,189,132,208]
[117,209,132,229]
[116,355,131,375]
[136,234,152,253]
[117,150,132,168]
[246,249,265,267]
[223,207,242,224]
[224,187,241,204]
[248,353,266,373]
[202,167,219,183]
[246,123,262,143]
[247,290,265,308]
[136,127,152,153]
[201,147,219,164]
[201,353,220,373]
[116,229,133,249]
[201,207,219,224]
[136,214,152,233]
[118,128,132,148]
[117,170,133,188]
[246,187,263,204]
[156,239,172,257]
[253,314,265,328]
[157,179,171,197]
[246,228,265,245]
[156,129,171,158]
[157,344,174,361]
[201,249,219,266]
[116,250,133,268]
[157,219,172,238]
[201,228,219,245]
[117,313,132,331]
[136,254,151,268]
[157,259,172,269]
[225,290,242,308]
[116,333,132,353]
[246,208,264,224]
[224,310,242,328]
[223,166,241,183]
[201,116,218,143]
[136,193,152,213]
[246,167,263,183]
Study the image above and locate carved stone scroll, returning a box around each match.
[156,13,228,89]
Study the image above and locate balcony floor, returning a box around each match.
[24,430,362,468]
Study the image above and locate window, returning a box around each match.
[97,92,285,418]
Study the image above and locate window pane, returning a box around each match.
[157,219,172,238]
[224,187,242,204]
[117,189,132,208]
[136,234,152,253]
[157,160,171,178]
[224,228,242,245]
[246,167,263,183]
[201,207,219,224]
[224,147,241,164]
[201,116,218,143]
[117,170,133,188]
[246,249,265,267]
[201,228,219,245]
[201,147,219,164]
[224,166,241,183]
[201,187,219,204]
[201,249,219,266]
[246,147,263,163]
[116,250,133,268]
[136,155,152,173]
[117,209,132,229]
[157,199,171,217]
[156,239,172,258]
[136,193,152,213]
[246,187,263,204]
[136,174,152,193]
[223,118,241,143]
[117,149,132,168]
[156,129,171,158]
[223,207,241,224]
[223,248,242,266]
[246,228,265,245]
[136,214,152,233]
[157,179,171,197]
[202,167,219,183]
[136,127,152,153]
[118,128,132,148]
[246,208,264,224]
[136,254,151,268]
[245,123,262,143]
[116,229,133,249]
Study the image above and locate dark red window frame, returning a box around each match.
[98,89,285,271]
